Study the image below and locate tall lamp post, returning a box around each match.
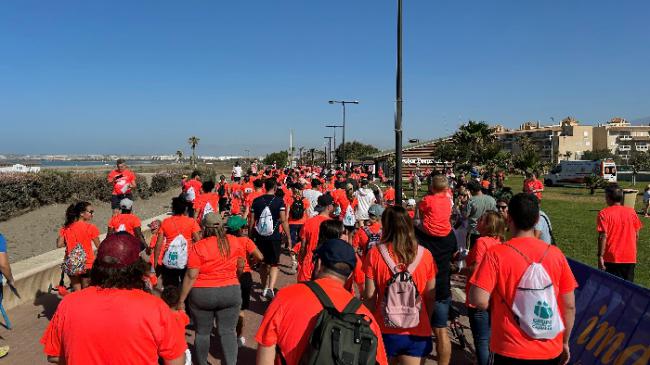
[324,137,333,166]
[394,0,404,205]
[325,124,343,165]
[328,100,359,167]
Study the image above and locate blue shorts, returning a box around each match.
[431,297,451,328]
[382,334,433,358]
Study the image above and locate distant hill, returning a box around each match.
[630,116,650,125]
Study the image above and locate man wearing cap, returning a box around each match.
[256,238,388,365]
[107,159,137,216]
[353,204,384,259]
[107,198,146,245]
[41,234,187,365]
[296,193,335,282]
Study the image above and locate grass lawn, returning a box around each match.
[400,175,650,288]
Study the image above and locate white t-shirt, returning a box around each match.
[353,188,376,221]
[232,166,243,178]
[303,189,322,217]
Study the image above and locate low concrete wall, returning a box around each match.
[2,213,169,311]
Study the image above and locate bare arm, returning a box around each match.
[597,232,607,270]
[363,277,377,312]
[154,234,164,270]
[92,237,100,250]
[56,236,65,249]
[192,231,202,243]
[0,253,14,285]
[559,291,576,365]
[236,257,245,277]
[424,278,436,320]
[468,285,491,311]
[256,345,276,365]
[251,247,264,262]
[178,268,199,309]
[134,227,146,246]
[280,211,291,245]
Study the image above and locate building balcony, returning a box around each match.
[618,145,632,152]
[619,135,632,141]
[636,145,648,151]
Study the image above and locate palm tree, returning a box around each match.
[175,150,184,163]
[564,151,573,161]
[452,121,496,164]
[188,136,200,167]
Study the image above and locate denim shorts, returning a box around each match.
[431,297,452,328]
[382,334,433,358]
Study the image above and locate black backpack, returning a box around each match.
[217,183,226,197]
[295,281,378,365]
[290,197,305,220]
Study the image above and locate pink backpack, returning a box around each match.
[378,244,425,329]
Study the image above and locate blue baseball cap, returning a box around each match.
[313,238,356,277]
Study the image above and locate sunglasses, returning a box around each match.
[86,210,95,214]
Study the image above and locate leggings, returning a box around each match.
[189,285,242,365]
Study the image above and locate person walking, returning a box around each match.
[296,194,334,282]
[232,161,243,183]
[363,206,437,365]
[469,193,577,365]
[41,234,187,365]
[302,178,323,218]
[107,159,137,216]
[57,202,101,291]
[256,238,388,365]
[465,180,497,248]
[285,182,310,274]
[353,179,377,226]
[523,171,544,201]
[597,185,642,282]
[107,198,145,245]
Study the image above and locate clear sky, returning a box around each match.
[1,1,649,156]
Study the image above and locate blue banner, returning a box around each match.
[568,259,650,365]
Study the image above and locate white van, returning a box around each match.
[544,159,617,186]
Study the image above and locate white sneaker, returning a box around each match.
[237,336,246,347]
[263,288,275,299]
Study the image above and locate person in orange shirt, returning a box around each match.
[469,193,577,365]
[285,182,310,274]
[353,204,383,259]
[161,286,193,365]
[194,180,219,223]
[178,213,245,365]
[523,171,544,201]
[146,219,162,287]
[414,174,457,365]
[217,175,231,200]
[107,198,145,244]
[154,197,202,288]
[243,178,264,220]
[463,211,505,365]
[41,234,187,365]
[296,194,334,282]
[256,238,388,365]
[363,206,437,363]
[107,159,137,215]
[317,219,365,295]
[405,198,416,218]
[56,201,101,291]
[383,180,396,206]
[184,171,203,217]
[597,185,642,282]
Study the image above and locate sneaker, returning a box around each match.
[263,288,275,299]
[286,260,298,275]
[237,336,246,347]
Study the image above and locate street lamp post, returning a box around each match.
[394,0,404,205]
[328,100,359,167]
[326,124,343,166]
[324,137,333,166]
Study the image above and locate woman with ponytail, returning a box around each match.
[178,212,245,365]
[56,201,100,291]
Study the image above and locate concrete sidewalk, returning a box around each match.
[0,254,475,364]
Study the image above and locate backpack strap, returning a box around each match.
[540,213,556,246]
[406,245,425,274]
[504,243,552,264]
[378,244,399,275]
[303,281,336,310]
[341,296,362,314]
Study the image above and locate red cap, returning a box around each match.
[96,234,142,269]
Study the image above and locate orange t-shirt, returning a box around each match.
[524,179,544,200]
[470,237,578,360]
[296,215,330,282]
[58,221,100,270]
[255,278,387,365]
[159,215,201,255]
[194,192,219,219]
[363,244,437,336]
[464,236,501,306]
[331,189,350,220]
[246,190,264,209]
[285,195,310,224]
[383,188,395,204]
[185,179,202,201]
[353,222,382,257]
[41,287,187,364]
[231,197,243,215]
[107,169,136,195]
[596,205,642,263]
[187,235,242,288]
[107,213,141,235]
[231,235,257,273]
[418,193,452,237]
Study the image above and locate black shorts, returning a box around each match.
[111,193,133,210]
[255,239,282,266]
[605,262,635,282]
[414,228,457,301]
[233,176,241,183]
[239,271,253,310]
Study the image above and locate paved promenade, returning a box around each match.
[0,254,475,364]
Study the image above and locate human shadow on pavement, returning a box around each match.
[34,290,61,320]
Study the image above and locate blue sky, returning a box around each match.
[1,1,649,156]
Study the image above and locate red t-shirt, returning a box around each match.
[255,278,387,365]
[418,193,452,237]
[285,195,310,225]
[383,188,396,204]
[58,221,100,270]
[159,215,201,256]
[194,192,219,221]
[187,235,242,288]
[524,179,544,200]
[465,236,501,306]
[470,237,578,360]
[41,287,187,364]
[107,169,136,195]
[597,205,642,263]
[185,179,202,202]
[107,213,141,235]
[231,235,257,273]
[353,222,382,257]
[296,215,330,282]
[363,244,437,337]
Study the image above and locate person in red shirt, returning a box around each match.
[285,182,310,274]
[523,171,544,201]
[597,185,642,282]
[107,159,137,215]
[56,201,101,291]
[146,219,162,287]
[363,206,437,363]
[463,211,505,365]
[178,212,245,365]
[160,286,193,364]
[353,204,383,259]
[183,171,203,217]
[414,174,456,365]
[154,197,202,288]
[383,180,396,206]
[256,238,388,365]
[243,178,264,220]
[41,234,187,365]
[194,180,219,223]
[469,193,577,365]
[296,194,334,282]
[107,198,146,244]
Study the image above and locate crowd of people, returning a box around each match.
[32,158,643,364]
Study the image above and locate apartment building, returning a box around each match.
[593,117,650,162]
